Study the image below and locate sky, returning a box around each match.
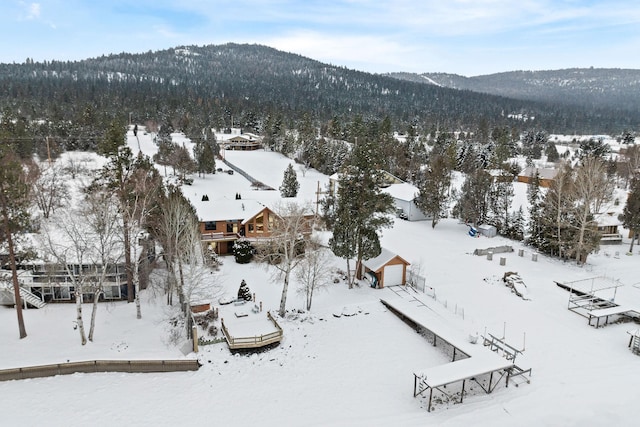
[2,0,640,76]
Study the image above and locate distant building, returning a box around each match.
[215,128,262,151]
[594,212,623,245]
[517,167,559,188]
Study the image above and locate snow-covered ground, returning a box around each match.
[1,127,639,426]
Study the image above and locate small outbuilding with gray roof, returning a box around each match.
[360,248,410,288]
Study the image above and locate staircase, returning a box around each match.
[18,287,47,309]
[631,334,640,355]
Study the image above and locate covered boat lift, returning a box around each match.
[381,297,531,412]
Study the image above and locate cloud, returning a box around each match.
[26,2,40,19]
[262,30,439,73]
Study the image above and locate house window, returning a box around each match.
[204,221,216,231]
[248,223,254,232]
[255,213,264,233]
[227,221,238,233]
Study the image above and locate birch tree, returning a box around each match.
[94,141,161,317]
[123,158,162,318]
[295,240,332,311]
[256,202,310,317]
[39,215,94,345]
[82,189,123,341]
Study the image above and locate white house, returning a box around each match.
[382,182,430,221]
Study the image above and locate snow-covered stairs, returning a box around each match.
[18,287,47,309]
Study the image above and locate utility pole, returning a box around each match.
[46,136,52,164]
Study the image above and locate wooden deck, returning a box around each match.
[221,311,283,350]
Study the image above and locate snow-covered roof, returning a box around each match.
[594,212,621,227]
[382,183,419,202]
[519,166,559,180]
[478,224,497,231]
[362,247,409,272]
[190,197,267,222]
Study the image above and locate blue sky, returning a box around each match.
[2,0,640,76]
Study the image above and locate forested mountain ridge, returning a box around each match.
[0,43,638,138]
[386,68,640,114]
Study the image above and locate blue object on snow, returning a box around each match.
[468,227,477,237]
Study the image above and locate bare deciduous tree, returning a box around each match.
[150,187,199,306]
[572,157,611,264]
[256,201,311,317]
[39,215,93,345]
[124,163,162,319]
[31,161,69,219]
[82,189,123,341]
[295,240,332,311]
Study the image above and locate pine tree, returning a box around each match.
[194,139,216,177]
[328,136,394,287]
[453,169,492,226]
[279,164,299,198]
[538,164,575,257]
[488,176,514,235]
[237,279,252,301]
[526,170,543,247]
[0,147,31,338]
[506,207,526,241]
[620,176,640,253]
[415,152,452,228]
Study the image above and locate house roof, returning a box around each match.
[594,212,621,227]
[519,166,559,180]
[362,247,410,272]
[191,196,267,222]
[382,182,419,202]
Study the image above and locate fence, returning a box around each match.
[0,359,201,382]
[407,271,427,293]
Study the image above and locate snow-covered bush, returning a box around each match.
[233,238,254,264]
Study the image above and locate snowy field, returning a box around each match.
[1,128,640,426]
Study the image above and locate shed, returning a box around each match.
[478,224,497,238]
[360,248,410,288]
[382,183,431,221]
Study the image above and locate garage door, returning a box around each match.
[383,264,404,287]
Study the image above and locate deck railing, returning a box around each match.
[221,312,283,350]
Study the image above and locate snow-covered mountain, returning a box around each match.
[386,68,640,113]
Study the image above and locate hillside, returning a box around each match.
[1,44,637,135]
[387,68,640,114]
